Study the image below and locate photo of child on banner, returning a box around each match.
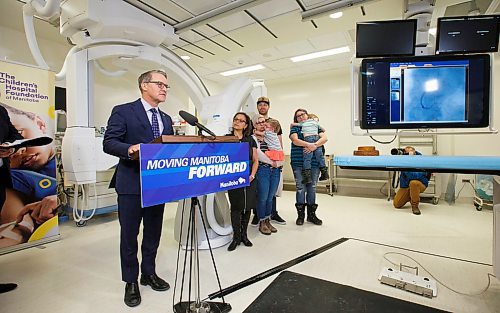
[0,102,56,249]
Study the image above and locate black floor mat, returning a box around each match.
[244,271,449,313]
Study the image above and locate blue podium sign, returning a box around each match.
[140,142,250,207]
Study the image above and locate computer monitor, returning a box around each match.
[55,109,67,133]
[360,54,491,130]
[55,86,66,111]
[356,19,417,58]
[436,15,500,54]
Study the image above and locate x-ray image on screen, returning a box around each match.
[400,66,467,123]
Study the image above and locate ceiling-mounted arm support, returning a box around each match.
[173,0,271,34]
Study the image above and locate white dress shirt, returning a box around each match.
[141,98,164,135]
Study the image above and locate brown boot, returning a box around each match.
[265,218,277,233]
[259,220,271,235]
[411,205,421,215]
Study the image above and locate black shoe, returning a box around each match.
[241,235,253,247]
[227,239,240,251]
[250,214,259,227]
[0,283,17,294]
[140,273,170,291]
[124,282,141,307]
[307,215,323,225]
[296,216,304,225]
[319,166,329,181]
[271,213,286,225]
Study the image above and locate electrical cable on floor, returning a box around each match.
[383,252,496,296]
[349,237,492,266]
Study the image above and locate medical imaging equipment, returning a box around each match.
[22,0,265,247]
[436,15,500,55]
[360,54,491,130]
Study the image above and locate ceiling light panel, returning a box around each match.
[290,46,350,62]
[220,64,265,76]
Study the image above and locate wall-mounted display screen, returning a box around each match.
[360,54,490,130]
[356,19,417,58]
[436,15,500,54]
[55,86,66,111]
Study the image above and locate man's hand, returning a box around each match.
[128,144,140,156]
[15,195,57,225]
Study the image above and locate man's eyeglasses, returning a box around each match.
[233,118,247,123]
[147,81,170,90]
[295,112,306,119]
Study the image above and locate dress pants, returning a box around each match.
[118,194,165,283]
[393,180,427,208]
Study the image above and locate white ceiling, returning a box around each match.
[1,0,499,86]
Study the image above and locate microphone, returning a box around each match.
[179,110,217,138]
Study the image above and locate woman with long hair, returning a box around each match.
[226,112,258,251]
[289,108,328,226]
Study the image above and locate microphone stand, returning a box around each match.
[173,197,231,313]
[196,127,216,141]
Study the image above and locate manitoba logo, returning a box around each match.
[220,177,246,188]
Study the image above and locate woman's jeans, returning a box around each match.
[256,165,282,220]
[292,166,319,205]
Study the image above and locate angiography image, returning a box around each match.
[401,66,467,123]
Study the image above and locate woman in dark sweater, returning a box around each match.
[226,112,258,251]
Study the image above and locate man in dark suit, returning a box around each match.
[0,104,23,294]
[103,70,174,307]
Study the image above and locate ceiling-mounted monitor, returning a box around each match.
[356,19,417,58]
[436,15,500,54]
[360,54,491,130]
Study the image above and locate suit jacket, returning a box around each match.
[103,99,174,195]
[1,106,23,188]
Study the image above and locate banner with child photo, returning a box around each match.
[0,60,59,254]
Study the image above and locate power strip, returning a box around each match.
[378,267,437,298]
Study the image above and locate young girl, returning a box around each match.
[261,119,284,165]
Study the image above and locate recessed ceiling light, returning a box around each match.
[329,12,343,19]
[181,55,190,60]
[428,27,437,36]
[290,46,350,62]
[220,64,265,76]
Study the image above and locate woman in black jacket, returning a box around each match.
[226,112,258,251]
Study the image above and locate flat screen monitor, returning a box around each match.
[360,54,490,130]
[356,19,417,58]
[436,15,500,54]
[55,86,66,111]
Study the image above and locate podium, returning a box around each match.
[139,135,247,313]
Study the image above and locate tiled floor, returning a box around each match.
[1,192,499,312]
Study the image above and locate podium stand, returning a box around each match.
[140,135,240,313]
